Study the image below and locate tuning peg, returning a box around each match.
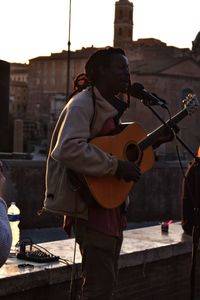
[183,94,200,115]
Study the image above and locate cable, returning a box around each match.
[16,238,72,265]
[68,197,80,300]
[164,104,189,179]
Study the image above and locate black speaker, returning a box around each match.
[0,60,10,129]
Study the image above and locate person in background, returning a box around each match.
[43,47,176,300]
[0,161,12,267]
[181,147,200,236]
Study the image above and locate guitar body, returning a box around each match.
[84,94,199,208]
[85,123,155,209]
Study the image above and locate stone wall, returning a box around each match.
[127,160,187,223]
[3,159,188,229]
[4,159,63,229]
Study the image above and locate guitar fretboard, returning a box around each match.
[139,108,188,151]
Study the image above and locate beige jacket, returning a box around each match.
[43,87,119,220]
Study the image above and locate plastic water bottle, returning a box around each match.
[8,202,20,251]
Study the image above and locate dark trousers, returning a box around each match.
[74,221,123,300]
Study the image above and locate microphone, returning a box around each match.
[129,82,168,109]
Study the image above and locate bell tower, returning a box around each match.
[114,0,133,48]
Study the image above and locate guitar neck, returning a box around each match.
[139,107,188,151]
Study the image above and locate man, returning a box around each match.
[181,147,200,236]
[43,47,175,299]
[0,161,12,267]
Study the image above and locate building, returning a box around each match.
[9,63,28,119]
[114,0,133,48]
[9,0,200,159]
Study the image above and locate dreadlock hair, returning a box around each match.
[67,73,90,101]
[85,47,125,84]
[73,73,89,92]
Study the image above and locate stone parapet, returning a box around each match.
[2,159,189,228]
[0,223,199,299]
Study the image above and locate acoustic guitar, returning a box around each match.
[85,94,199,209]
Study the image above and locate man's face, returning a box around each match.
[102,54,130,95]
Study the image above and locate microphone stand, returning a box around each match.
[144,103,200,300]
[144,103,199,161]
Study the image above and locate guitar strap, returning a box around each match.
[90,87,96,130]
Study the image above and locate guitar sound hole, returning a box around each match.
[126,144,140,162]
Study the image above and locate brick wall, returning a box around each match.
[116,254,198,300]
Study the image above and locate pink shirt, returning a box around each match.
[87,117,127,237]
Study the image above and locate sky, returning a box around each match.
[1,0,200,64]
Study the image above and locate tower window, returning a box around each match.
[118,28,122,36]
[119,10,123,19]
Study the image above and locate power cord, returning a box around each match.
[165,105,186,177]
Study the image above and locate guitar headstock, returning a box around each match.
[182,93,200,115]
